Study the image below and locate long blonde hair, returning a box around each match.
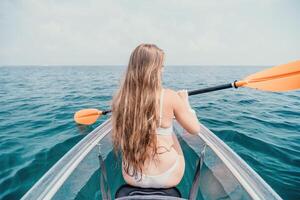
[112,44,165,177]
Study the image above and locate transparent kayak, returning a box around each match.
[21,119,282,200]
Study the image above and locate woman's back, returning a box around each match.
[122,88,200,188]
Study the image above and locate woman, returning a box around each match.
[112,44,200,189]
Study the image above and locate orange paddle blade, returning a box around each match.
[240,60,300,92]
[74,109,102,125]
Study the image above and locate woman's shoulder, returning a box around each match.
[163,88,187,109]
[163,88,180,102]
[163,88,177,96]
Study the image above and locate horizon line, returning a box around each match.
[0,64,272,67]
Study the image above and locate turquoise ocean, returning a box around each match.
[0,66,299,200]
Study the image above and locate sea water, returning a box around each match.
[0,66,299,200]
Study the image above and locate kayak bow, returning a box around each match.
[21,119,282,200]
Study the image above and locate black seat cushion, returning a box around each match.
[115,184,181,198]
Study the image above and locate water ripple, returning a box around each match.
[0,66,299,199]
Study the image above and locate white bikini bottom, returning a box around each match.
[125,156,180,188]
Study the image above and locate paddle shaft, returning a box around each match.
[102,82,238,115]
[102,110,112,115]
[188,82,237,96]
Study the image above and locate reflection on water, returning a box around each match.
[76,124,95,135]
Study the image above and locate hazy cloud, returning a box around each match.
[0,0,299,65]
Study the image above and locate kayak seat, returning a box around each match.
[115,184,181,198]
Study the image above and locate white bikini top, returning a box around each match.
[157,89,173,136]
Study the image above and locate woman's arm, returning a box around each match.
[170,89,200,134]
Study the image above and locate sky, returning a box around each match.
[0,0,299,66]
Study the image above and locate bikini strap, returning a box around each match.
[159,89,164,127]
